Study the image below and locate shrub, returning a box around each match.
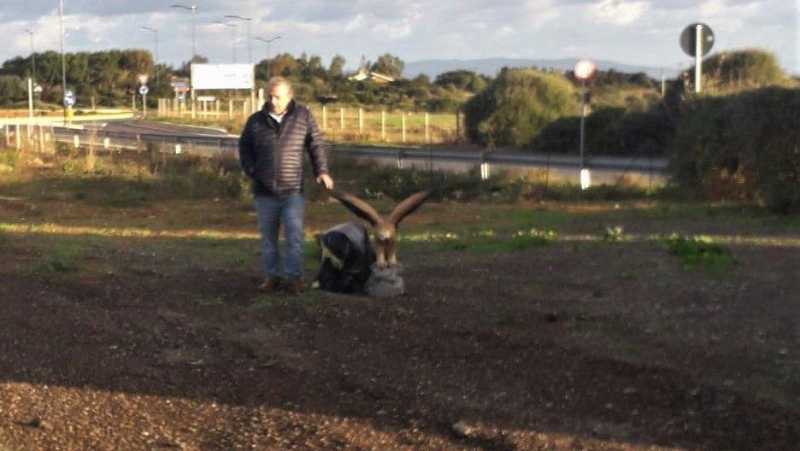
[464,68,577,147]
[668,87,800,213]
[700,49,787,92]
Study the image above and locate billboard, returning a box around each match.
[191,64,254,90]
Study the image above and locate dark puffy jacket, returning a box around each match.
[239,100,329,196]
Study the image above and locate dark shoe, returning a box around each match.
[286,279,305,295]
[258,277,282,293]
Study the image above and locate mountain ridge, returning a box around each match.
[404,58,677,80]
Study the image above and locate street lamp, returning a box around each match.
[573,59,597,190]
[171,3,197,60]
[140,26,159,84]
[25,29,36,81]
[213,20,238,63]
[255,35,281,77]
[59,0,68,123]
[224,15,253,64]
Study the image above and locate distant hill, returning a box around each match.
[404,58,676,80]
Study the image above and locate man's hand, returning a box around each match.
[316,173,334,190]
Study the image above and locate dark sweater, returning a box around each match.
[238,100,329,196]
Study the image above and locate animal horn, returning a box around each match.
[389,190,431,226]
[331,190,383,227]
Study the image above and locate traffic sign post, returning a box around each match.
[63,89,76,125]
[574,59,597,190]
[139,85,149,118]
[680,23,715,94]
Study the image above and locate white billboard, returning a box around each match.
[191,64,254,90]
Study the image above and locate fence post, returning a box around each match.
[228,99,233,119]
[456,110,461,141]
[15,124,21,150]
[425,112,430,143]
[401,112,406,143]
[73,134,80,149]
[358,108,364,135]
[381,111,386,141]
[4,124,9,148]
[38,125,45,153]
[340,107,345,130]
[322,106,327,130]
[215,100,220,117]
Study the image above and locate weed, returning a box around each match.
[663,233,735,270]
[33,241,84,273]
[602,225,626,242]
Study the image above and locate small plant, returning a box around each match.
[34,241,84,273]
[602,225,626,242]
[512,228,558,247]
[664,233,735,270]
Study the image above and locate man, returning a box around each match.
[239,76,334,295]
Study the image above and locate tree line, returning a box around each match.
[0,49,493,112]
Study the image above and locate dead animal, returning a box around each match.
[330,190,432,268]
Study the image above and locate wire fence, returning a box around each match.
[154,98,464,145]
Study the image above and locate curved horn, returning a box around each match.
[331,191,383,227]
[389,190,431,226]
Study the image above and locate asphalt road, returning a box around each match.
[73,119,667,173]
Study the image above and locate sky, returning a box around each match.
[0,0,797,75]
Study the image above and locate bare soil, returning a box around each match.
[0,166,798,450]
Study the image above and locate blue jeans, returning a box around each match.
[254,193,305,281]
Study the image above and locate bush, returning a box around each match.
[668,87,800,213]
[700,49,787,92]
[464,68,577,147]
[531,105,674,156]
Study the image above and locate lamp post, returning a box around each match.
[255,35,281,78]
[140,26,159,84]
[573,59,597,190]
[171,3,197,60]
[224,15,253,64]
[214,20,238,63]
[25,29,36,81]
[59,0,68,124]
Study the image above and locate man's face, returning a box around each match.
[268,84,292,115]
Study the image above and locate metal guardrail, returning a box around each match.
[2,122,668,186]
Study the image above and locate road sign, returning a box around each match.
[33,84,43,94]
[680,23,715,57]
[574,59,597,81]
[139,85,149,96]
[63,89,75,107]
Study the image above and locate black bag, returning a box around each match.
[315,222,376,294]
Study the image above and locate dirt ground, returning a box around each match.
[0,164,799,450]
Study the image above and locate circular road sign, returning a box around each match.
[680,23,715,57]
[574,59,597,81]
[63,89,75,107]
[139,85,149,96]
[33,84,43,94]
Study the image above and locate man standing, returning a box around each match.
[239,76,334,294]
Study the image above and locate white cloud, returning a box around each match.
[592,0,650,25]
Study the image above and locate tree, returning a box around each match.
[371,53,404,79]
[328,54,346,79]
[464,68,577,147]
[0,75,25,105]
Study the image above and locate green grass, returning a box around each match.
[33,241,85,274]
[664,234,735,270]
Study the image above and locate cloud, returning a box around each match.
[0,0,796,75]
[591,0,650,25]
